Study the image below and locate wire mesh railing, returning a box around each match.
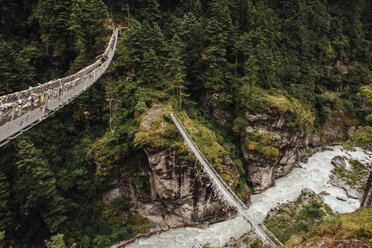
[0,27,119,146]
[170,112,283,247]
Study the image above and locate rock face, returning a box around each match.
[200,92,231,125]
[241,110,314,191]
[139,147,236,229]
[102,105,237,230]
[331,156,346,168]
[322,111,355,144]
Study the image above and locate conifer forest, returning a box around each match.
[0,0,371,247]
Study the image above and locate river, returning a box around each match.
[124,146,371,248]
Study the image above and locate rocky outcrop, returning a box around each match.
[331,156,346,168]
[264,188,331,222]
[329,160,371,200]
[322,110,358,144]
[102,105,237,231]
[241,109,314,191]
[200,92,231,125]
[137,147,236,230]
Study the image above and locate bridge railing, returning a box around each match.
[170,112,283,247]
[0,27,119,145]
[171,113,248,210]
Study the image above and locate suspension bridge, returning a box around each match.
[170,113,282,247]
[0,26,282,247]
[0,27,118,147]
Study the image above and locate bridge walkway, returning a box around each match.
[170,112,283,247]
[0,27,119,146]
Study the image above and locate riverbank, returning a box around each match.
[116,146,371,248]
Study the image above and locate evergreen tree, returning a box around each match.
[45,234,67,248]
[126,20,167,87]
[14,139,67,237]
[0,40,35,95]
[201,0,234,105]
[0,171,10,247]
[138,0,161,23]
[178,13,204,93]
[140,48,160,86]
[166,34,189,109]
[36,0,74,71]
[70,0,109,71]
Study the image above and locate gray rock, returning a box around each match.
[347,126,356,135]
[301,188,315,194]
[331,156,346,168]
[103,187,123,204]
[311,135,321,147]
[336,196,347,201]
[320,191,330,196]
[122,105,239,229]
[240,107,314,192]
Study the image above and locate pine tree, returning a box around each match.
[14,139,67,234]
[201,0,234,104]
[0,40,35,95]
[69,0,109,71]
[178,13,204,92]
[142,0,161,23]
[45,234,67,248]
[166,34,189,109]
[140,49,160,86]
[126,20,167,87]
[0,171,10,246]
[36,0,74,71]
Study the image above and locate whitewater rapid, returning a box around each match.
[124,146,371,248]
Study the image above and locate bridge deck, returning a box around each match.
[170,112,283,247]
[0,28,118,146]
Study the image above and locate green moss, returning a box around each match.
[304,206,372,242]
[238,86,314,129]
[134,106,190,159]
[333,159,368,188]
[266,192,334,244]
[95,198,149,235]
[243,132,279,161]
[177,111,240,189]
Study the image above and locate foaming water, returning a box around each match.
[249,146,370,223]
[124,146,371,248]
[125,217,249,248]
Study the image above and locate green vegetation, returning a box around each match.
[0,0,371,247]
[178,111,241,190]
[333,159,369,188]
[266,191,334,244]
[285,206,372,247]
[244,132,279,161]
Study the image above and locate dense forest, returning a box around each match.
[0,0,371,247]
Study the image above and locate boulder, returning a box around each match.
[331,156,346,168]
[336,196,347,201]
[311,135,321,147]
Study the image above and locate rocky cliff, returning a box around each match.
[102,104,237,230]
[204,91,317,192]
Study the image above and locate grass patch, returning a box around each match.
[266,192,334,244]
[177,111,240,190]
[238,86,314,129]
[332,159,368,188]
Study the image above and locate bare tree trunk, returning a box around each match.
[361,171,372,207]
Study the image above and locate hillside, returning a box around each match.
[0,0,371,247]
